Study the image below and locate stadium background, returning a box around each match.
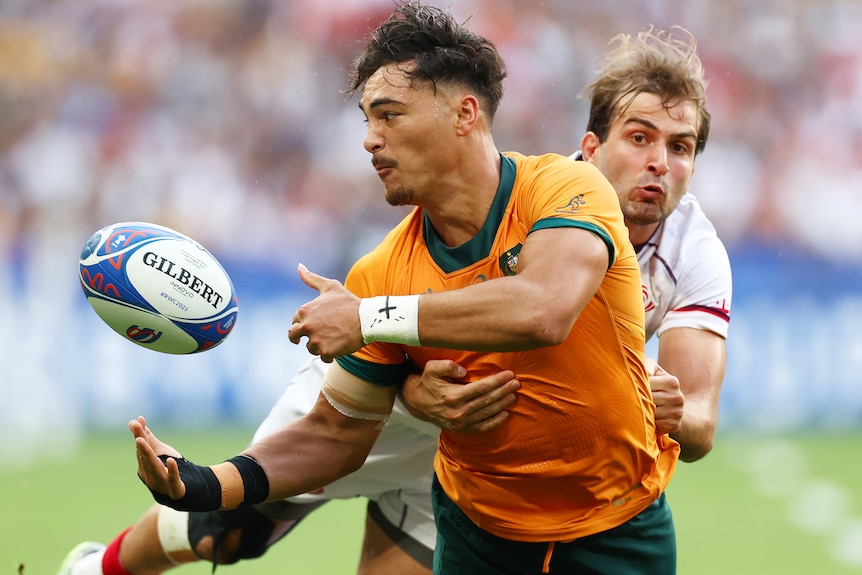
[1,0,861,573]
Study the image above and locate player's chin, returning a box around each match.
[626,203,665,226]
[384,187,413,207]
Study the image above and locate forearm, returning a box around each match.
[290,228,607,361]
[142,402,382,512]
[414,275,583,351]
[672,404,717,462]
[245,396,382,500]
[405,227,606,352]
[658,328,726,462]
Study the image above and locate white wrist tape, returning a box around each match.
[358,295,421,346]
[157,506,196,564]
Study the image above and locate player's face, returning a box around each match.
[359,63,462,207]
[586,92,698,243]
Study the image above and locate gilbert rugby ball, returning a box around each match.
[79,221,238,354]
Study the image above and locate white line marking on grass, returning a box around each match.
[731,438,862,569]
[832,519,862,566]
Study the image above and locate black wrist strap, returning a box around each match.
[227,454,270,505]
[145,455,222,512]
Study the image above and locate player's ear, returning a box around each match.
[454,94,480,136]
[580,131,600,162]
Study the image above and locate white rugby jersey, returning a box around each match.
[567,151,731,341]
[638,192,732,341]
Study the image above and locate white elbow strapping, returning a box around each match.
[321,377,391,430]
[157,505,194,564]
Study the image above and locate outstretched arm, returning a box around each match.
[657,326,726,462]
[244,381,392,500]
[133,362,396,511]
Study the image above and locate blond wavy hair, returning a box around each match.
[581,26,710,154]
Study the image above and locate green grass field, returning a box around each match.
[4,429,862,575]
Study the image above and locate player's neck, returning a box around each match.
[424,149,501,248]
[627,221,660,246]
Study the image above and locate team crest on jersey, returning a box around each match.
[555,194,586,215]
[499,244,522,276]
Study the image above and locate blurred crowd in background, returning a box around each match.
[2,0,862,459]
[2,0,862,282]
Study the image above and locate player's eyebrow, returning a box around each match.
[623,116,697,141]
[359,97,405,113]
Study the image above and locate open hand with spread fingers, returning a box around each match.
[130,416,187,502]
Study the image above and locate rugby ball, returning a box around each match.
[79,221,238,354]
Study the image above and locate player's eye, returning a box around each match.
[671,141,692,155]
[363,111,397,124]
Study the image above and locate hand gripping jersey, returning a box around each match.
[336,152,679,543]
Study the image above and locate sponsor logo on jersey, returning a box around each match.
[555,193,586,215]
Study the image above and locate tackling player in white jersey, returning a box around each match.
[58,25,731,575]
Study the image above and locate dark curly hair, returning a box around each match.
[347,1,507,122]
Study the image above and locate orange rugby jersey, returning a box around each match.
[336,152,679,542]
